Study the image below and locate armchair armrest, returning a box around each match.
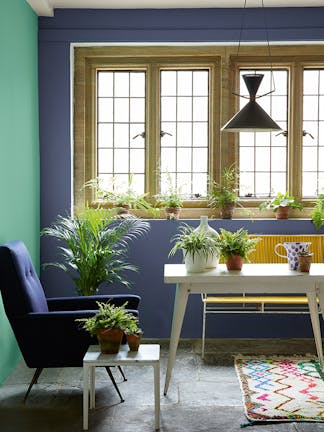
[47,294,141,311]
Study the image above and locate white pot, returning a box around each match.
[194,216,220,269]
[184,252,208,273]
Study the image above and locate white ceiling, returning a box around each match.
[27,0,324,17]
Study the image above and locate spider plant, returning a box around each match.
[41,207,150,296]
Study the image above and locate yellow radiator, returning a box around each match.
[248,235,324,264]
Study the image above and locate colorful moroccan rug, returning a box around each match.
[235,355,324,424]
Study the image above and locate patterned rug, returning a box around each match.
[235,355,324,424]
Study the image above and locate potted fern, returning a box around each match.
[124,319,143,352]
[311,194,324,231]
[154,172,184,220]
[208,164,240,219]
[77,302,137,354]
[216,228,261,271]
[169,223,219,272]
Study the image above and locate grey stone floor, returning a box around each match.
[1,339,324,432]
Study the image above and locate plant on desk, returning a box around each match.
[169,223,220,273]
[216,228,261,271]
[77,301,139,354]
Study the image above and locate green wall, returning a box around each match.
[0,0,39,384]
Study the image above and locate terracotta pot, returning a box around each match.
[114,204,130,215]
[276,206,289,219]
[220,203,235,219]
[96,328,124,354]
[298,254,312,272]
[165,207,181,220]
[226,255,244,271]
[126,333,142,351]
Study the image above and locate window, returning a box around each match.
[160,70,209,196]
[239,69,288,198]
[74,45,324,216]
[97,70,146,194]
[303,69,324,197]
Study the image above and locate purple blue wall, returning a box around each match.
[39,8,324,339]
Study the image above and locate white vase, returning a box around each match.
[194,216,220,268]
[184,252,208,273]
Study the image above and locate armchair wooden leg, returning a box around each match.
[105,367,124,403]
[24,367,43,403]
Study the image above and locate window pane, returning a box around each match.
[98,124,113,148]
[238,69,288,197]
[97,71,146,194]
[98,98,113,122]
[160,69,209,197]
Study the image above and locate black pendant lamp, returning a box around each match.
[221,74,282,132]
[221,0,282,133]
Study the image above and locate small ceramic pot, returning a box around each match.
[226,255,244,271]
[184,252,208,273]
[220,203,235,219]
[96,328,124,354]
[165,207,181,220]
[298,254,313,272]
[126,333,142,351]
[276,206,289,219]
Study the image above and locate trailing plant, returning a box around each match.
[216,228,261,261]
[259,192,303,213]
[208,164,240,210]
[76,301,137,336]
[41,207,150,296]
[311,194,324,231]
[84,175,153,213]
[154,171,184,209]
[169,223,219,261]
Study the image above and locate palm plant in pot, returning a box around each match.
[208,164,240,219]
[216,228,261,271]
[259,192,303,219]
[76,301,136,354]
[169,223,219,272]
[41,207,150,296]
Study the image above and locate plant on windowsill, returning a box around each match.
[259,192,303,219]
[169,223,219,272]
[208,164,240,219]
[84,175,155,216]
[154,172,184,220]
[311,194,324,231]
[215,228,261,271]
[76,301,137,354]
[41,207,150,296]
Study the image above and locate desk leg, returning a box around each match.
[83,364,89,430]
[154,363,160,430]
[90,366,95,409]
[164,283,189,395]
[307,291,324,368]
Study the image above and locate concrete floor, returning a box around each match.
[1,339,324,432]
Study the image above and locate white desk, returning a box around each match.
[163,263,324,395]
[83,344,160,430]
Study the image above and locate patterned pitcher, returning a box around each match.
[274,242,311,270]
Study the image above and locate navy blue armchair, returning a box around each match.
[0,240,141,402]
